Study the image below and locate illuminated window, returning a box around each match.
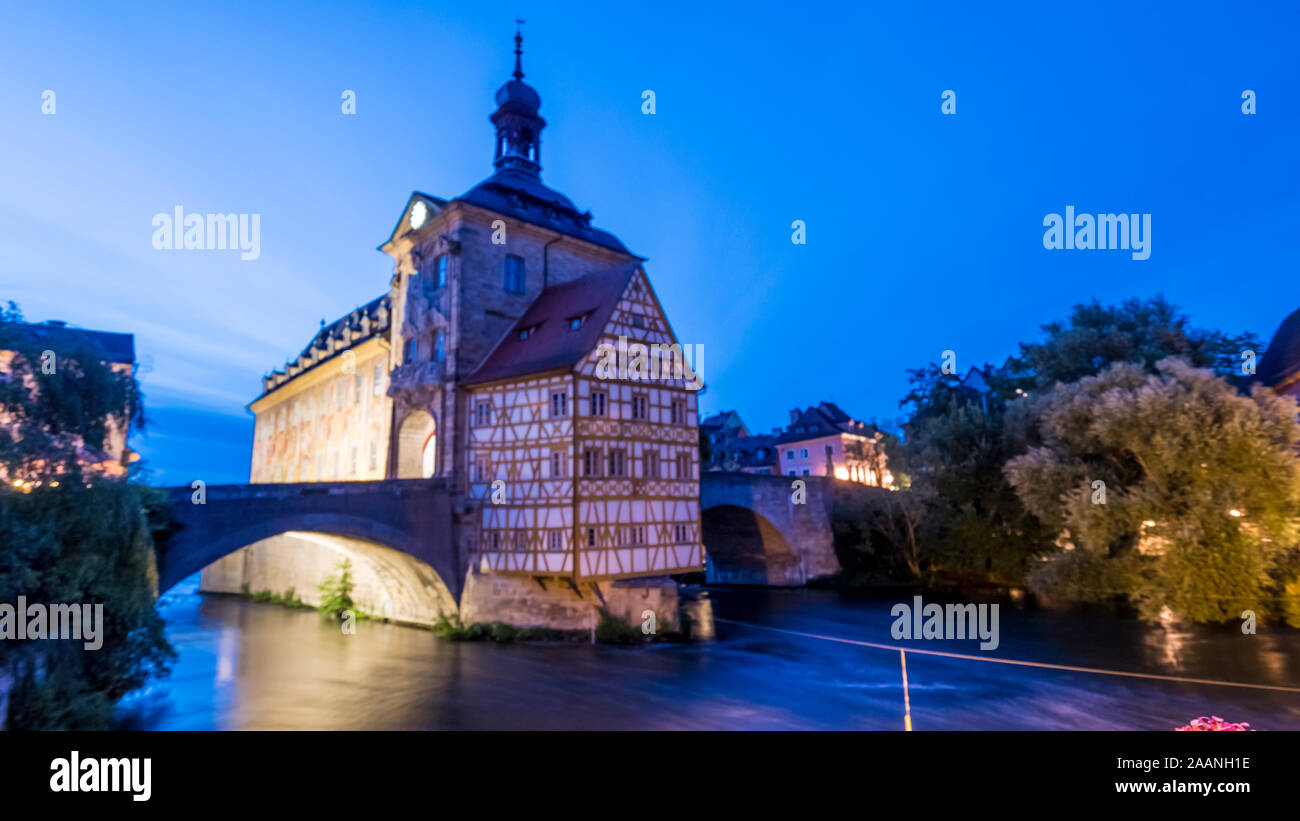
[800,448,808,458]
[434,331,445,362]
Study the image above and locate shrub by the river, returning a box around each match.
[317,559,362,621]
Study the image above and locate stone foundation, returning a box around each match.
[459,571,680,633]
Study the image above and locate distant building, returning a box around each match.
[1255,308,1300,401]
[703,401,893,486]
[702,411,777,475]
[0,319,137,481]
[776,402,891,486]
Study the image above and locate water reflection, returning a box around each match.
[115,579,1300,730]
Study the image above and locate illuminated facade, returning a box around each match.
[0,320,137,483]
[222,32,704,590]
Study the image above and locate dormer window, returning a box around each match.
[518,323,541,341]
[568,313,588,331]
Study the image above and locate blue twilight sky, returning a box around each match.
[1,1,1297,485]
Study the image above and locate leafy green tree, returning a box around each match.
[1015,295,1259,389]
[1005,358,1300,623]
[898,364,1054,583]
[0,302,172,729]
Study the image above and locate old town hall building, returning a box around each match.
[214,35,704,604]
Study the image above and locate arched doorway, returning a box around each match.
[396,410,436,478]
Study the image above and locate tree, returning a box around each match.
[0,303,172,729]
[1005,358,1300,623]
[898,363,1053,583]
[1016,295,1259,390]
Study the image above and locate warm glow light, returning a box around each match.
[11,480,22,487]
[1228,509,1243,517]
[1142,520,1156,527]
[834,467,849,480]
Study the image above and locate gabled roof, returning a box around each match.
[463,263,640,386]
[4,321,134,365]
[775,401,875,445]
[1256,307,1300,389]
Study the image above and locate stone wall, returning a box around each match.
[459,570,680,632]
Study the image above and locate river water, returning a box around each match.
[115,576,1300,730]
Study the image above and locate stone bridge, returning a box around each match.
[152,473,846,626]
[699,473,841,586]
[154,479,461,624]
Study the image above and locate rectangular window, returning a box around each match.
[548,531,563,551]
[550,391,567,418]
[786,450,794,460]
[670,398,686,425]
[676,453,690,480]
[583,448,602,477]
[475,401,492,425]
[373,364,383,396]
[504,254,525,294]
[645,450,659,479]
[802,468,810,475]
[435,331,445,362]
[800,448,809,458]
[590,391,606,417]
[587,528,596,547]
[435,254,448,288]
[608,448,626,477]
[405,337,418,362]
[551,450,568,478]
[631,394,647,420]
[369,441,379,471]
[631,314,645,329]
[355,371,363,405]
[474,454,491,482]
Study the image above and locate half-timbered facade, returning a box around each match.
[464,265,704,582]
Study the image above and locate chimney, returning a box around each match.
[789,409,801,425]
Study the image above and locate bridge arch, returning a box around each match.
[154,480,461,625]
[701,504,800,585]
[699,473,841,586]
[199,529,458,626]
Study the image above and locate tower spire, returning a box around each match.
[512,23,525,81]
[490,21,545,177]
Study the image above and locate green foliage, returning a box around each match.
[1016,295,1259,389]
[900,365,1053,583]
[432,614,584,642]
[594,608,643,644]
[829,484,925,584]
[1006,358,1300,622]
[316,559,360,620]
[0,481,175,729]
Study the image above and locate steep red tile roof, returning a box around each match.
[463,263,639,385]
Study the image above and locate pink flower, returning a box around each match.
[1175,715,1253,731]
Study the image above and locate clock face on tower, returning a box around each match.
[409,201,428,230]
